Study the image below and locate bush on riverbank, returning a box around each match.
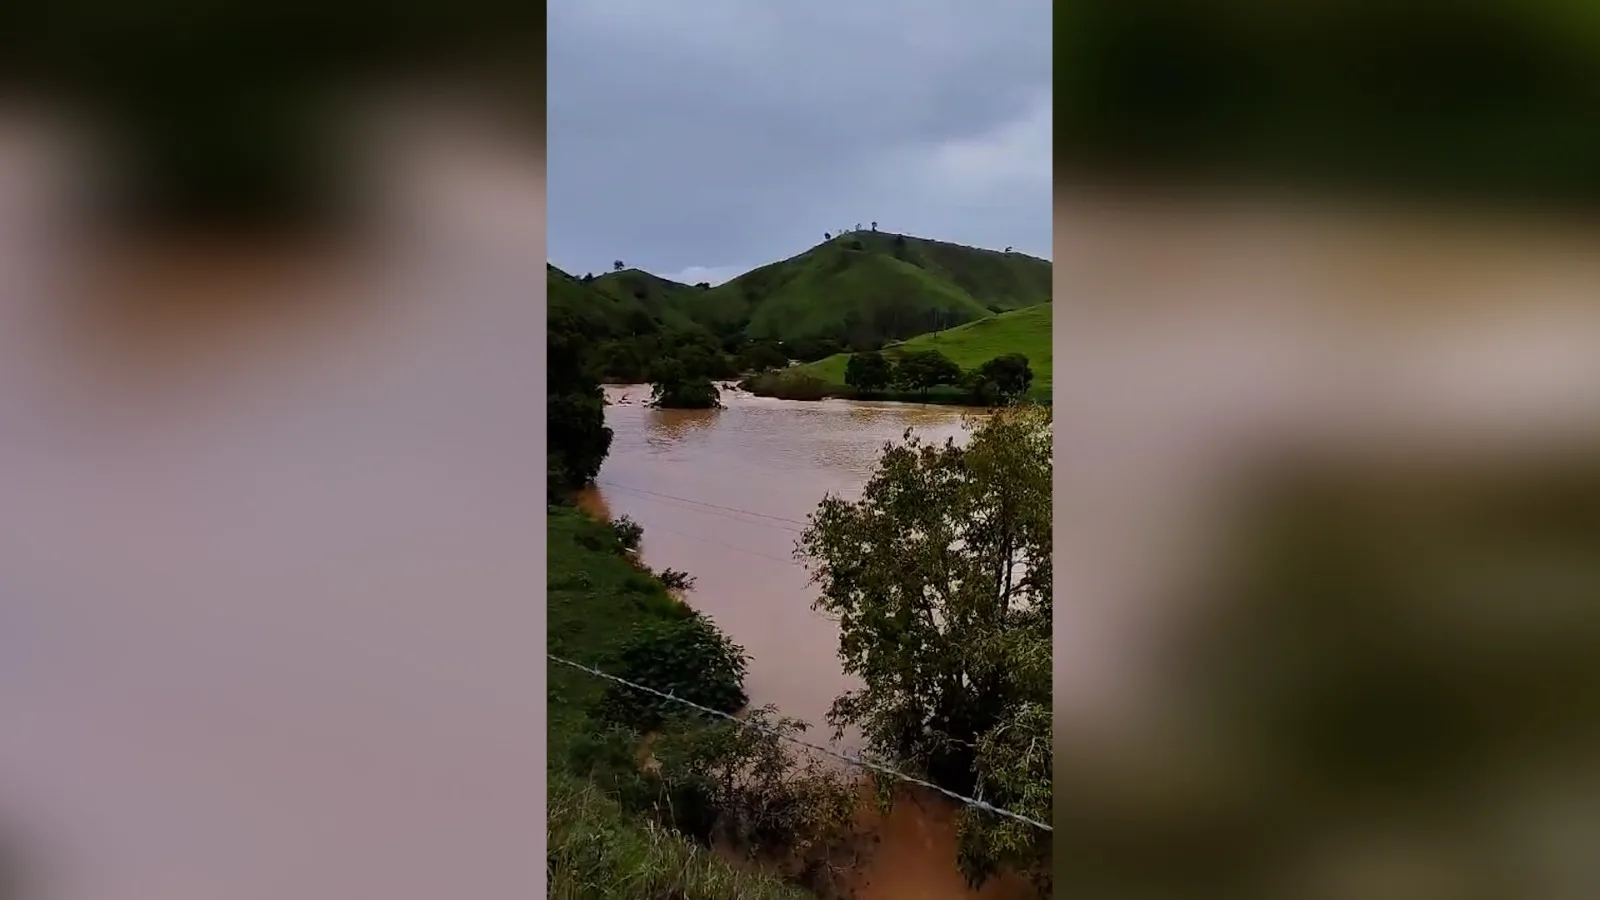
[598,613,749,729]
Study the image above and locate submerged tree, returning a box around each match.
[649,358,722,409]
[798,406,1052,889]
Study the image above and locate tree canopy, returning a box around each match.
[844,350,894,393]
[548,310,614,500]
[798,405,1052,890]
[893,349,962,397]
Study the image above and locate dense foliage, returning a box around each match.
[762,349,1037,408]
[599,613,748,730]
[798,406,1053,889]
[647,360,722,410]
[548,309,614,500]
[843,351,893,393]
[967,353,1034,405]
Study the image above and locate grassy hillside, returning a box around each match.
[758,303,1052,402]
[548,264,631,335]
[547,506,804,900]
[548,265,704,337]
[667,231,1050,347]
[590,269,705,333]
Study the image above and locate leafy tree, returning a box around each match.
[581,272,595,283]
[962,369,1002,407]
[613,260,625,271]
[843,350,893,393]
[798,407,1052,889]
[824,232,831,240]
[547,311,613,499]
[597,340,646,382]
[738,342,789,373]
[649,358,723,409]
[871,221,878,231]
[894,349,962,397]
[972,353,1034,404]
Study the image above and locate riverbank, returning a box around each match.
[546,504,807,900]
[739,369,1026,406]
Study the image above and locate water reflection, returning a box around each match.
[642,406,720,450]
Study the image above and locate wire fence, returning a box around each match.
[547,652,1053,833]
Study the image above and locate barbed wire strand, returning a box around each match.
[547,652,1052,833]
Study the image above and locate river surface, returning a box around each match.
[584,384,1036,900]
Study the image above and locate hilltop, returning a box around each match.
[750,303,1053,403]
[550,231,1050,351]
[683,231,1050,348]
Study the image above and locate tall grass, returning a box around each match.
[549,770,807,900]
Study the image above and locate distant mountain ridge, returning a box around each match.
[550,231,1050,350]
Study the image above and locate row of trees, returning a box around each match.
[844,349,1034,405]
[823,221,878,240]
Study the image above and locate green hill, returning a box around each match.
[549,233,1051,387]
[589,269,705,333]
[758,303,1053,402]
[548,264,706,337]
[665,231,1050,348]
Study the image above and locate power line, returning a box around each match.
[599,485,802,534]
[595,480,809,530]
[641,521,801,566]
[547,653,1052,833]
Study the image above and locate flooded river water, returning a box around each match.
[584,384,1036,900]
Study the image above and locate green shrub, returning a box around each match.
[599,614,749,730]
[610,516,644,552]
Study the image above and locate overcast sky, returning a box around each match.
[547,0,1052,285]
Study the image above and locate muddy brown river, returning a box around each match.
[584,384,1035,900]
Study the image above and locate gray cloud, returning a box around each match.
[548,0,1052,283]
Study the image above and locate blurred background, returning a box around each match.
[1056,3,1600,899]
[0,1,543,234]
[0,6,545,899]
